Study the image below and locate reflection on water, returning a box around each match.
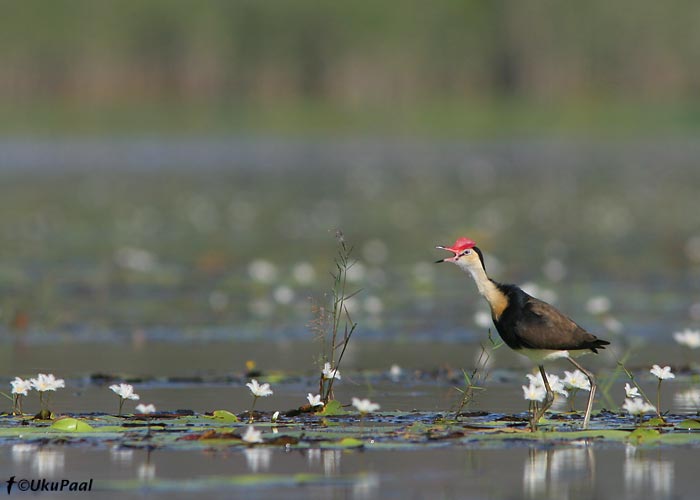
[305,448,343,477]
[353,473,380,499]
[137,449,156,482]
[33,449,66,477]
[303,448,379,498]
[2,443,697,498]
[522,444,680,500]
[12,444,66,477]
[673,388,700,412]
[624,445,674,499]
[244,447,273,473]
[523,445,595,500]
[322,449,342,477]
[138,461,156,481]
[109,446,134,464]
[307,448,321,466]
[11,443,37,464]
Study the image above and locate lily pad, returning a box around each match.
[675,419,700,430]
[627,427,661,444]
[50,418,94,432]
[320,400,346,416]
[33,409,54,420]
[320,437,364,448]
[209,410,239,422]
[642,417,669,427]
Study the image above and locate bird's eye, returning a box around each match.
[460,249,471,257]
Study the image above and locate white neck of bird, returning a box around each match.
[456,260,508,318]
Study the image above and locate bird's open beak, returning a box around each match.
[435,245,458,263]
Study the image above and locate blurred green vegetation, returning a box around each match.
[2,0,700,136]
[0,164,698,333]
[1,1,699,338]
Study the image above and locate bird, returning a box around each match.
[436,236,610,429]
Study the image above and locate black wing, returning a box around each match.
[510,296,609,352]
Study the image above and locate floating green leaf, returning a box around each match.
[675,419,700,430]
[643,417,667,427]
[320,400,346,416]
[209,410,239,422]
[1,407,700,451]
[50,418,94,432]
[320,437,364,448]
[34,409,54,420]
[628,427,661,444]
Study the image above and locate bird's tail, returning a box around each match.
[589,338,610,354]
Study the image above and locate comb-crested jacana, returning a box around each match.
[436,237,609,429]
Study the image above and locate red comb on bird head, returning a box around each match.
[446,237,476,252]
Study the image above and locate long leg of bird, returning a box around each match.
[568,358,596,429]
[535,365,555,425]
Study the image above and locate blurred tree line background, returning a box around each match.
[2,0,700,136]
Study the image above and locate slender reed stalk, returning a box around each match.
[249,396,259,423]
[618,362,656,410]
[453,329,503,419]
[315,231,361,404]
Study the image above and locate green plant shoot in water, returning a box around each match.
[313,230,360,404]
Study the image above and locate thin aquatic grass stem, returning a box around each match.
[12,394,20,415]
[326,316,357,401]
[249,395,259,422]
[454,342,493,419]
[322,234,357,403]
[618,361,656,410]
[569,388,579,412]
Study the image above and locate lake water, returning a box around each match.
[0,137,699,498]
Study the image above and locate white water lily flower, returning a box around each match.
[322,362,341,381]
[563,370,591,392]
[352,397,380,413]
[292,262,316,285]
[389,364,403,381]
[650,365,675,380]
[522,383,547,402]
[526,372,568,398]
[135,403,156,414]
[272,285,295,305]
[623,398,656,416]
[248,259,277,284]
[271,411,280,422]
[673,329,700,349]
[586,296,611,315]
[246,379,273,397]
[30,374,65,392]
[624,383,640,399]
[307,393,324,407]
[242,426,263,444]
[109,383,140,401]
[10,377,32,396]
[474,310,492,329]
